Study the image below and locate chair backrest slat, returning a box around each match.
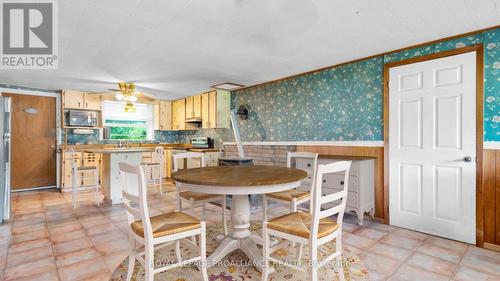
[310,161,351,240]
[123,190,139,202]
[319,204,344,219]
[172,152,206,172]
[119,162,152,240]
[124,202,142,217]
[320,189,346,205]
[153,146,164,163]
[287,152,318,214]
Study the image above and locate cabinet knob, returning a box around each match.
[340,181,344,185]
[307,163,311,167]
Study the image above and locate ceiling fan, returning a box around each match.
[100,82,157,112]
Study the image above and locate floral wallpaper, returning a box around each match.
[5,28,498,145]
[185,27,499,143]
[483,30,499,141]
[231,57,384,141]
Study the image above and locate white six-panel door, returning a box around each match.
[389,52,476,244]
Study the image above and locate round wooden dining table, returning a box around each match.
[172,165,307,271]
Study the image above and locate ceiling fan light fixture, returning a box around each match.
[115,93,124,101]
[129,95,138,102]
[124,101,136,113]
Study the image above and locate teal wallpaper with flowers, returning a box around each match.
[205,27,499,143]
[231,57,384,141]
[7,28,497,145]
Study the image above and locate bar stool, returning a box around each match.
[70,150,100,209]
[141,146,164,195]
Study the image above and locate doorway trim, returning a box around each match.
[0,89,62,190]
[383,44,484,246]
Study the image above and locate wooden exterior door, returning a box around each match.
[3,93,57,190]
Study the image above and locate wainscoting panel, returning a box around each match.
[483,149,500,250]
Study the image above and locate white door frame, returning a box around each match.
[383,45,484,246]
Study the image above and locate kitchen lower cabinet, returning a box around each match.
[61,151,101,191]
[205,151,219,166]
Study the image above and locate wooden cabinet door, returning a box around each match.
[82,153,100,186]
[62,90,84,109]
[83,93,102,110]
[185,96,193,118]
[159,100,172,130]
[193,95,202,118]
[63,152,82,188]
[172,99,186,130]
[201,92,210,128]
[216,89,231,128]
[177,99,186,130]
[171,102,178,130]
[208,91,217,128]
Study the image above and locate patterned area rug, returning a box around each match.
[111,222,368,281]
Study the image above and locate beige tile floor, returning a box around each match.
[1,182,499,281]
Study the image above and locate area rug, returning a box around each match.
[110,222,368,281]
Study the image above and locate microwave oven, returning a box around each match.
[65,110,98,127]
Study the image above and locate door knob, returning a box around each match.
[463,156,472,162]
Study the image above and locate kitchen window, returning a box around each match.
[104,120,148,140]
[102,101,154,140]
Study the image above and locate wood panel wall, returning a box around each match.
[296,146,385,221]
[483,149,500,251]
[297,146,500,250]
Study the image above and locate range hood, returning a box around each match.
[185,117,202,123]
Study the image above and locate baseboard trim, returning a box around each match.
[484,242,500,252]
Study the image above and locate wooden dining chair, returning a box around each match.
[261,161,351,281]
[173,152,228,236]
[119,162,208,281]
[70,149,100,209]
[141,146,164,195]
[262,152,318,221]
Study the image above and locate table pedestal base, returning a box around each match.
[206,195,274,273]
[207,236,274,273]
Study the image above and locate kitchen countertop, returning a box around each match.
[61,143,192,151]
[83,148,155,154]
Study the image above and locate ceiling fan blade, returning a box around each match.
[136,92,156,102]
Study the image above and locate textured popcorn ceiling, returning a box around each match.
[0,0,498,99]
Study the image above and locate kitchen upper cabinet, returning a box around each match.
[62,90,102,110]
[201,92,210,128]
[216,89,231,128]
[202,91,217,129]
[209,91,217,128]
[158,100,172,131]
[185,95,202,119]
[83,93,102,111]
[62,90,84,109]
[172,99,186,130]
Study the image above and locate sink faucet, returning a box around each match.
[117,140,125,148]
